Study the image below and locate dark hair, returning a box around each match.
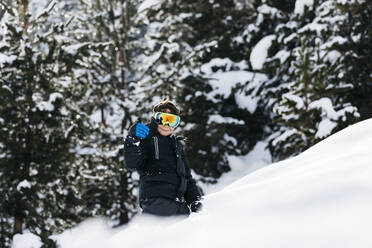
[153,99,180,115]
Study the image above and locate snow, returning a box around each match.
[2,85,13,94]
[138,0,163,13]
[207,70,255,103]
[294,0,314,15]
[282,92,305,109]
[16,180,32,191]
[322,36,348,48]
[35,93,63,112]
[257,4,280,16]
[64,124,76,139]
[12,231,42,248]
[308,97,359,138]
[63,43,90,55]
[250,35,276,70]
[89,101,125,136]
[200,58,248,74]
[298,22,327,36]
[52,118,372,248]
[324,50,341,63]
[271,129,298,146]
[203,141,271,194]
[36,101,54,112]
[273,49,291,64]
[199,57,266,114]
[0,54,17,66]
[49,92,63,102]
[235,92,257,114]
[50,218,113,248]
[28,0,50,16]
[207,114,244,125]
[316,118,337,139]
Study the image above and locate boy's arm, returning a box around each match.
[124,136,147,171]
[123,122,149,171]
[182,148,203,204]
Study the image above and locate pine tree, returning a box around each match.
[134,0,224,178]
[0,1,92,245]
[270,38,359,159]
[136,0,269,180]
[253,0,362,160]
[133,0,209,115]
[69,0,142,225]
[329,0,372,120]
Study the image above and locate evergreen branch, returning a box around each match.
[138,38,215,83]
[137,46,167,82]
[40,15,75,40]
[133,0,163,19]
[0,0,15,16]
[28,0,57,33]
[35,0,57,20]
[65,15,75,27]
[78,0,90,7]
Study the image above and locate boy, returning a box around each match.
[124,100,203,216]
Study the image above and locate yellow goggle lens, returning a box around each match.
[153,112,180,128]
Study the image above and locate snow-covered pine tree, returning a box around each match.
[328,0,372,120]
[0,1,92,246]
[207,0,297,164]
[132,0,209,116]
[176,0,269,179]
[69,0,142,225]
[270,38,358,159]
[253,0,361,160]
[182,0,291,168]
[137,0,269,180]
[248,0,297,111]
[133,0,225,178]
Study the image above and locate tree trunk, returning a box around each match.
[119,48,126,88]
[119,173,130,225]
[18,0,29,34]
[14,216,23,234]
[100,105,106,126]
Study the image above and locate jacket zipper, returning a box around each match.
[153,136,159,160]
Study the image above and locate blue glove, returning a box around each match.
[129,122,149,139]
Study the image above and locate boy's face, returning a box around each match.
[157,108,176,136]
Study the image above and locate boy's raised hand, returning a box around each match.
[129,122,149,139]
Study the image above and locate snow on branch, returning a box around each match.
[250,35,276,70]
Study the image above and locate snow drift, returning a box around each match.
[32,119,372,248]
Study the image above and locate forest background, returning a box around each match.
[0,0,371,246]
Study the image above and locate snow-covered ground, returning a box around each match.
[13,118,372,248]
[202,141,271,194]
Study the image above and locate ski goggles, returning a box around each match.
[153,112,181,128]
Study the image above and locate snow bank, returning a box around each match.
[12,232,42,248]
[51,218,113,248]
[203,141,271,194]
[54,119,372,248]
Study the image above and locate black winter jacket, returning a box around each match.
[124,118,202,204]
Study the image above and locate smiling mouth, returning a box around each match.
[159,125,172,131]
